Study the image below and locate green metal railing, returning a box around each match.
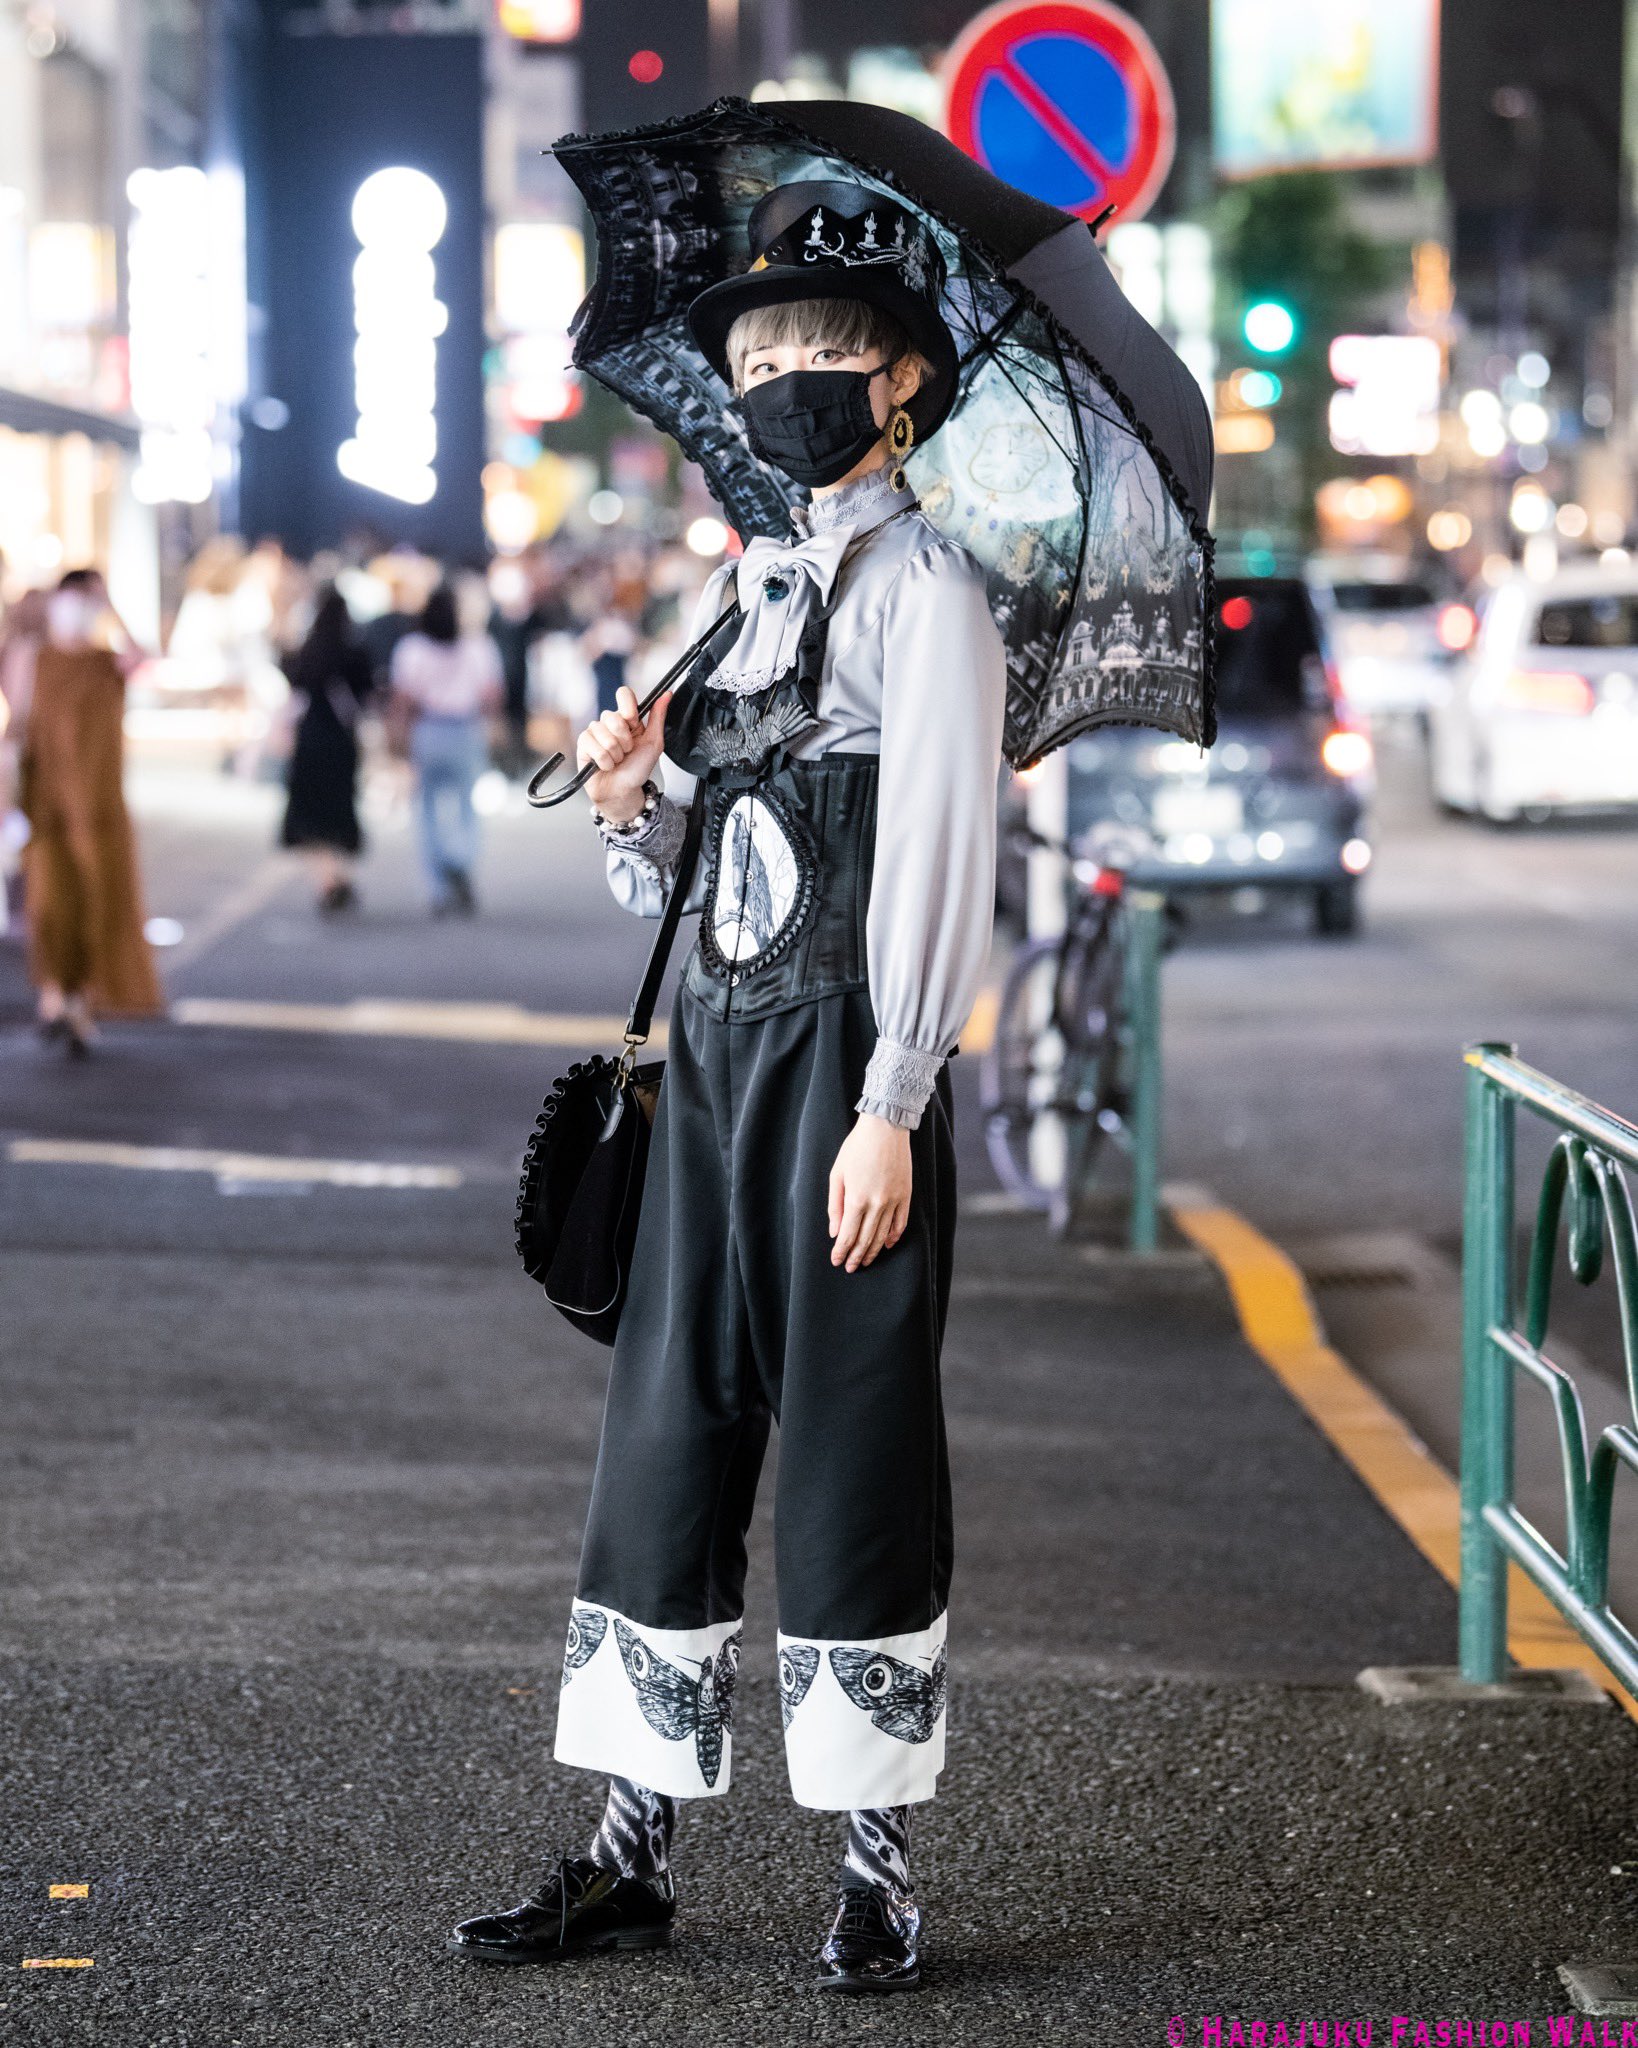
[1119,889,1166,1255]
[1459,1040,1638,1692]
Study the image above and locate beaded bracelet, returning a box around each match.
[591,777,662,836]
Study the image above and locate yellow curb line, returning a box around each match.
[21,1959,94,1969]
[1167,1194,1635,1721]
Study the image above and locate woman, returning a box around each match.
[449,182,1008,1994]
[388,580,503,915]
[0,588,49,935]
[19,569,163,1053]
[279,585,373,913]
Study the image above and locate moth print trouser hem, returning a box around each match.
[552,978,957,1810]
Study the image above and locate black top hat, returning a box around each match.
[687,180,960,443]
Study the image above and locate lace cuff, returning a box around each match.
[596,789,687,871]
[855,1038,947,1130]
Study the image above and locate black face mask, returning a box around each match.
[733,363,892,488]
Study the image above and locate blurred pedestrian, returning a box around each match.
[388,579,503,916]
[19,569,163,1053]
[581,550,650,718]
[363,549,440,694]
[488,551,570,777]
[0,588,48,936]
[280,584,374,915]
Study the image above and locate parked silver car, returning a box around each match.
[1305,553,1456,720]
[1064,573,1376,935]
[1426,563,1638,823]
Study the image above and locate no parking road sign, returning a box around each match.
[943,0,1177,224]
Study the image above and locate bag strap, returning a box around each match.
[623,789,708,1048]
[615,587,749,1054]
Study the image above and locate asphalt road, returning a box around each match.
[4,739,1638,2044]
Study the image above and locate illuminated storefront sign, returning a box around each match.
[1327,333,1441,457]
[497,0,581,39]
[127,167,215,505]
[336,166,449,507]
[492,220,583,426]
[1212,0,1439,178]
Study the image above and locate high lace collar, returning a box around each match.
[789,463,918,539]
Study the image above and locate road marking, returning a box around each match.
[21,1959,94,1969]
[161,856,299,976]
[1168,1190,1633,1718]
[8,1140,463,1190]
[171,997,660,1049]
[47,1887,88,1900]
[167,984,1003,1054]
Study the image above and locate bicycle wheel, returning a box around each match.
[981,907,1126,1213]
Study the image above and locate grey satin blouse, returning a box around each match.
[593,462,1009,1130]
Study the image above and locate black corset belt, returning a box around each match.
[680,751,879,1023]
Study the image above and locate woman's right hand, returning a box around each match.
[577,683,672,821]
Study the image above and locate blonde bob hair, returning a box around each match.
[724,296,932,397]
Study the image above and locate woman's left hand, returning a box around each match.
[828,1115,912,1272]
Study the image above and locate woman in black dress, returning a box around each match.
[280,586,374,913]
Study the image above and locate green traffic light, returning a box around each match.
[1243,300,1298,354]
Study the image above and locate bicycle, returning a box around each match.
[980,816,1176,1236]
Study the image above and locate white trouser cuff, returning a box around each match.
[777,1612,948,1810]
[552,1599,742,1799]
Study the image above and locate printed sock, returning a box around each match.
[586,1776,676,1883]
[840,1805,913,1899]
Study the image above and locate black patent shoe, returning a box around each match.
[816,1882,922,1994]
[445,1852,676,1965]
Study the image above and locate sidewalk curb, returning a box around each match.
[1164,1185,1635,1720]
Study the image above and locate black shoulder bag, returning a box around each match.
[513,601,733,1345]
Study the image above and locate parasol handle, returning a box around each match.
[525,596,745,809]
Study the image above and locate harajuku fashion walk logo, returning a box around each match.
[1172,2019,1638,2045]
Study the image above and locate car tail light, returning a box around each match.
[1321,728,1374,778]
[1437,603,1478,651]
[1499,668,1595,715]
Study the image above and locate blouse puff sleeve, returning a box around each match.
[593,559,736,920]
[855,538,1008,1131]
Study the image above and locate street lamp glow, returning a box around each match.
[1517,350,1550,388]
[686,516,729,556]
[1509,484,1553,535]
[1242,300,1296,354]
[1509,401,1550,445]
[1427,509,1473,552]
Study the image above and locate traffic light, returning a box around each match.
[1243,299,1298,355]
[577,0,710,130]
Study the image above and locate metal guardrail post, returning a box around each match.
[1459,1038,1518,1684]
[1124,890,1165,1254]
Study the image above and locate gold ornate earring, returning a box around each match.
[887,404,915,491]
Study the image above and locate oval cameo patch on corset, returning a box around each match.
[699,785,818,977]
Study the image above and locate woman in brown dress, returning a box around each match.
[20,568,164,1055]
